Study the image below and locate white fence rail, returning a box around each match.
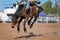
[37,17,60,23]
[0,15,60,23]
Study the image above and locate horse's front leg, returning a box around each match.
[23,19,27,33]
[30,16,37,29]
[23,16,29,33]
[11,18,18,28]
[17,17,23,32]
[28,16,33,25]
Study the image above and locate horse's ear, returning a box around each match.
[13,3,16,7]
[16,1,20,5]
[39,7,43,11]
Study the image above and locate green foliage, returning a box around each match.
[41,0,60,16]
[42,0,52,14]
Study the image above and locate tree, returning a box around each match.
[42,0,53,14]
[41,0,60,16]
[53,0,60,16]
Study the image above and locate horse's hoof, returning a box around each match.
[17,31,20,33]
[30,26,32,29]
[28,23,30,25]
[24,29,26,33]
[17,29,20,32]
[12,26,14,28]
[28,22,30,25]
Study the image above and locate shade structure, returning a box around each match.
[39,12,47,17]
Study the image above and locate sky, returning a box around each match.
[0,0,55,11]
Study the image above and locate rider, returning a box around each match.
[20,0,41,13]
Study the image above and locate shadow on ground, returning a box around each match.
[15,33,43,39]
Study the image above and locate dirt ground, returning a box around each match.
[0,23,60,40]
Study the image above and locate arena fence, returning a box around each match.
[0,16,60,23]
[37,17,60,23]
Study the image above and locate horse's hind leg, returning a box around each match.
[28,16,33,25]
[17,17,23,32]
[23,19,27,33]
[23,16,29,33]
[30,17,37,29]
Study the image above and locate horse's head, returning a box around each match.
[13,1,25,10]
[17,1,25,8]
[38,7,43,12]
[30,1,35,6]
[11,15,18,28]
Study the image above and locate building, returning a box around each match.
[0,2,19,22]
[0,12,9,22]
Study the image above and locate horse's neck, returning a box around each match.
[21,7,26,12]
[31,6,37,11]
[30,5,39,16]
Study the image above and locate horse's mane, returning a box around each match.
[30,1,36,6]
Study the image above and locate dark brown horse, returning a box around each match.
[11,3,30,32]
[28,6,43,28]
[11,1,43,33]
[27,1,43,28]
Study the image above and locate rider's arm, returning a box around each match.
[26,0,30,9]
[35,0,41,4]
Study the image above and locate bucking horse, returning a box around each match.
[11,1,43,33]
